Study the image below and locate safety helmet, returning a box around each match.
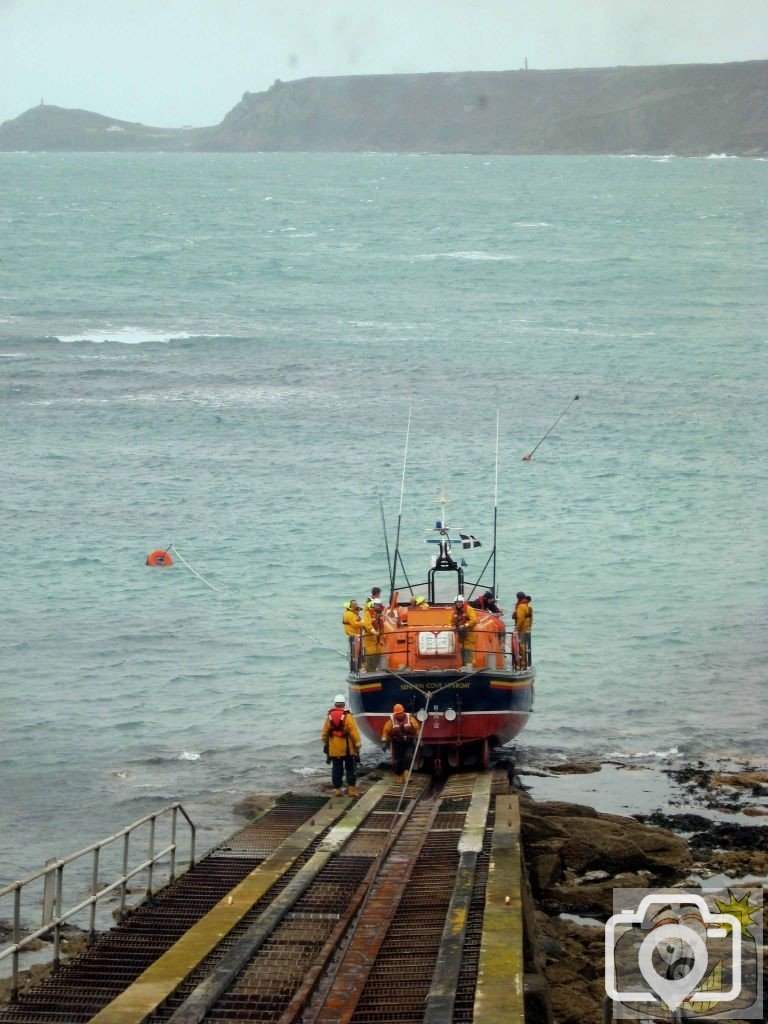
[415,595,426,605]
[454,595,466,603]
[393,703,405,714]
[333,694,346,705]
[372,598,383,606]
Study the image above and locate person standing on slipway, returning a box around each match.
[321,695,362,797]
[381,703,420,783]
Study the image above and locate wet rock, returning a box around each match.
[232,794,275,818]
[544,871,653,918]
[0,963,53,1005]
[576,869,610,883]
[528,842,564,891]
[536,914,606,1024]
[710,770,768,789]
[700,848,768,876]
[522,797,691,877]
[521,768,764,1023]
[688,822,768,852]
[636,810,712,832]
[546,762,602,775]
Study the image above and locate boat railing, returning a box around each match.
[0,802,196,1001]
[348,625,532,675]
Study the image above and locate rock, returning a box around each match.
[520,778,764,1024]
[577,870,610,883]
[637,811,712,832]
[546,762,602,775]
[523,801,691,876]
[528,844,564,891]
[536,915,607,1024]
[689,822,768,852]
[544,871,654,918]
[232,794,275,818]
[710,770,768,789]
[704,849,768,876]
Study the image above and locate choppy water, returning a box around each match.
[1,151,766,887]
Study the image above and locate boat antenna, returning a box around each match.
[493,410,499,594]
[389,405,411,599]
[379,496,393,584]
[523,394,580,461]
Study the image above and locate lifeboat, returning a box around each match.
[346,489,534,773]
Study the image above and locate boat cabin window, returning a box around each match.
[429,567,463,605]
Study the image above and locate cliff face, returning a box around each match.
[207,63,768,155]
[2,61,767,155]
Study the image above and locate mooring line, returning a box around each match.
[169,545,225,593]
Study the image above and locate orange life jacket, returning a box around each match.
[328,707,347,738]
[390,712,414,742]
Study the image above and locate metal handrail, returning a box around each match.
[0,802,196,1002]
[351,624,531,675]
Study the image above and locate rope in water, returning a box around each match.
[168,544,225,593]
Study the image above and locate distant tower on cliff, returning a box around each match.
[525,57,528,71]
[40,96,45,105]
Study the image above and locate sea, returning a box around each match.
[1,151,766,896]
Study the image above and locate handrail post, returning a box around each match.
[53,863,63,968]
[42,857,56,924]
[11,886,20,1003]
[169,807,178,883]
[89,846,100,941]
[119,832,129,919]
[146,815,156,896]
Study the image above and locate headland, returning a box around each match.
[1,60,766,155]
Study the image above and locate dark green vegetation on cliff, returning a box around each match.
[2,61,766,154]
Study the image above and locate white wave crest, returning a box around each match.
[56,326,194,345]
[177,750,201,761]
[411,250,518,262]
[606,746,680,759]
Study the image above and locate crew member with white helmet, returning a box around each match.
[321,694,362,797]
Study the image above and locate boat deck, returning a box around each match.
[0,773,552,1024]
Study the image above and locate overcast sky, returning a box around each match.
[2,0,767,126]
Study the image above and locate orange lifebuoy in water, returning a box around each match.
[146,549,173,567]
